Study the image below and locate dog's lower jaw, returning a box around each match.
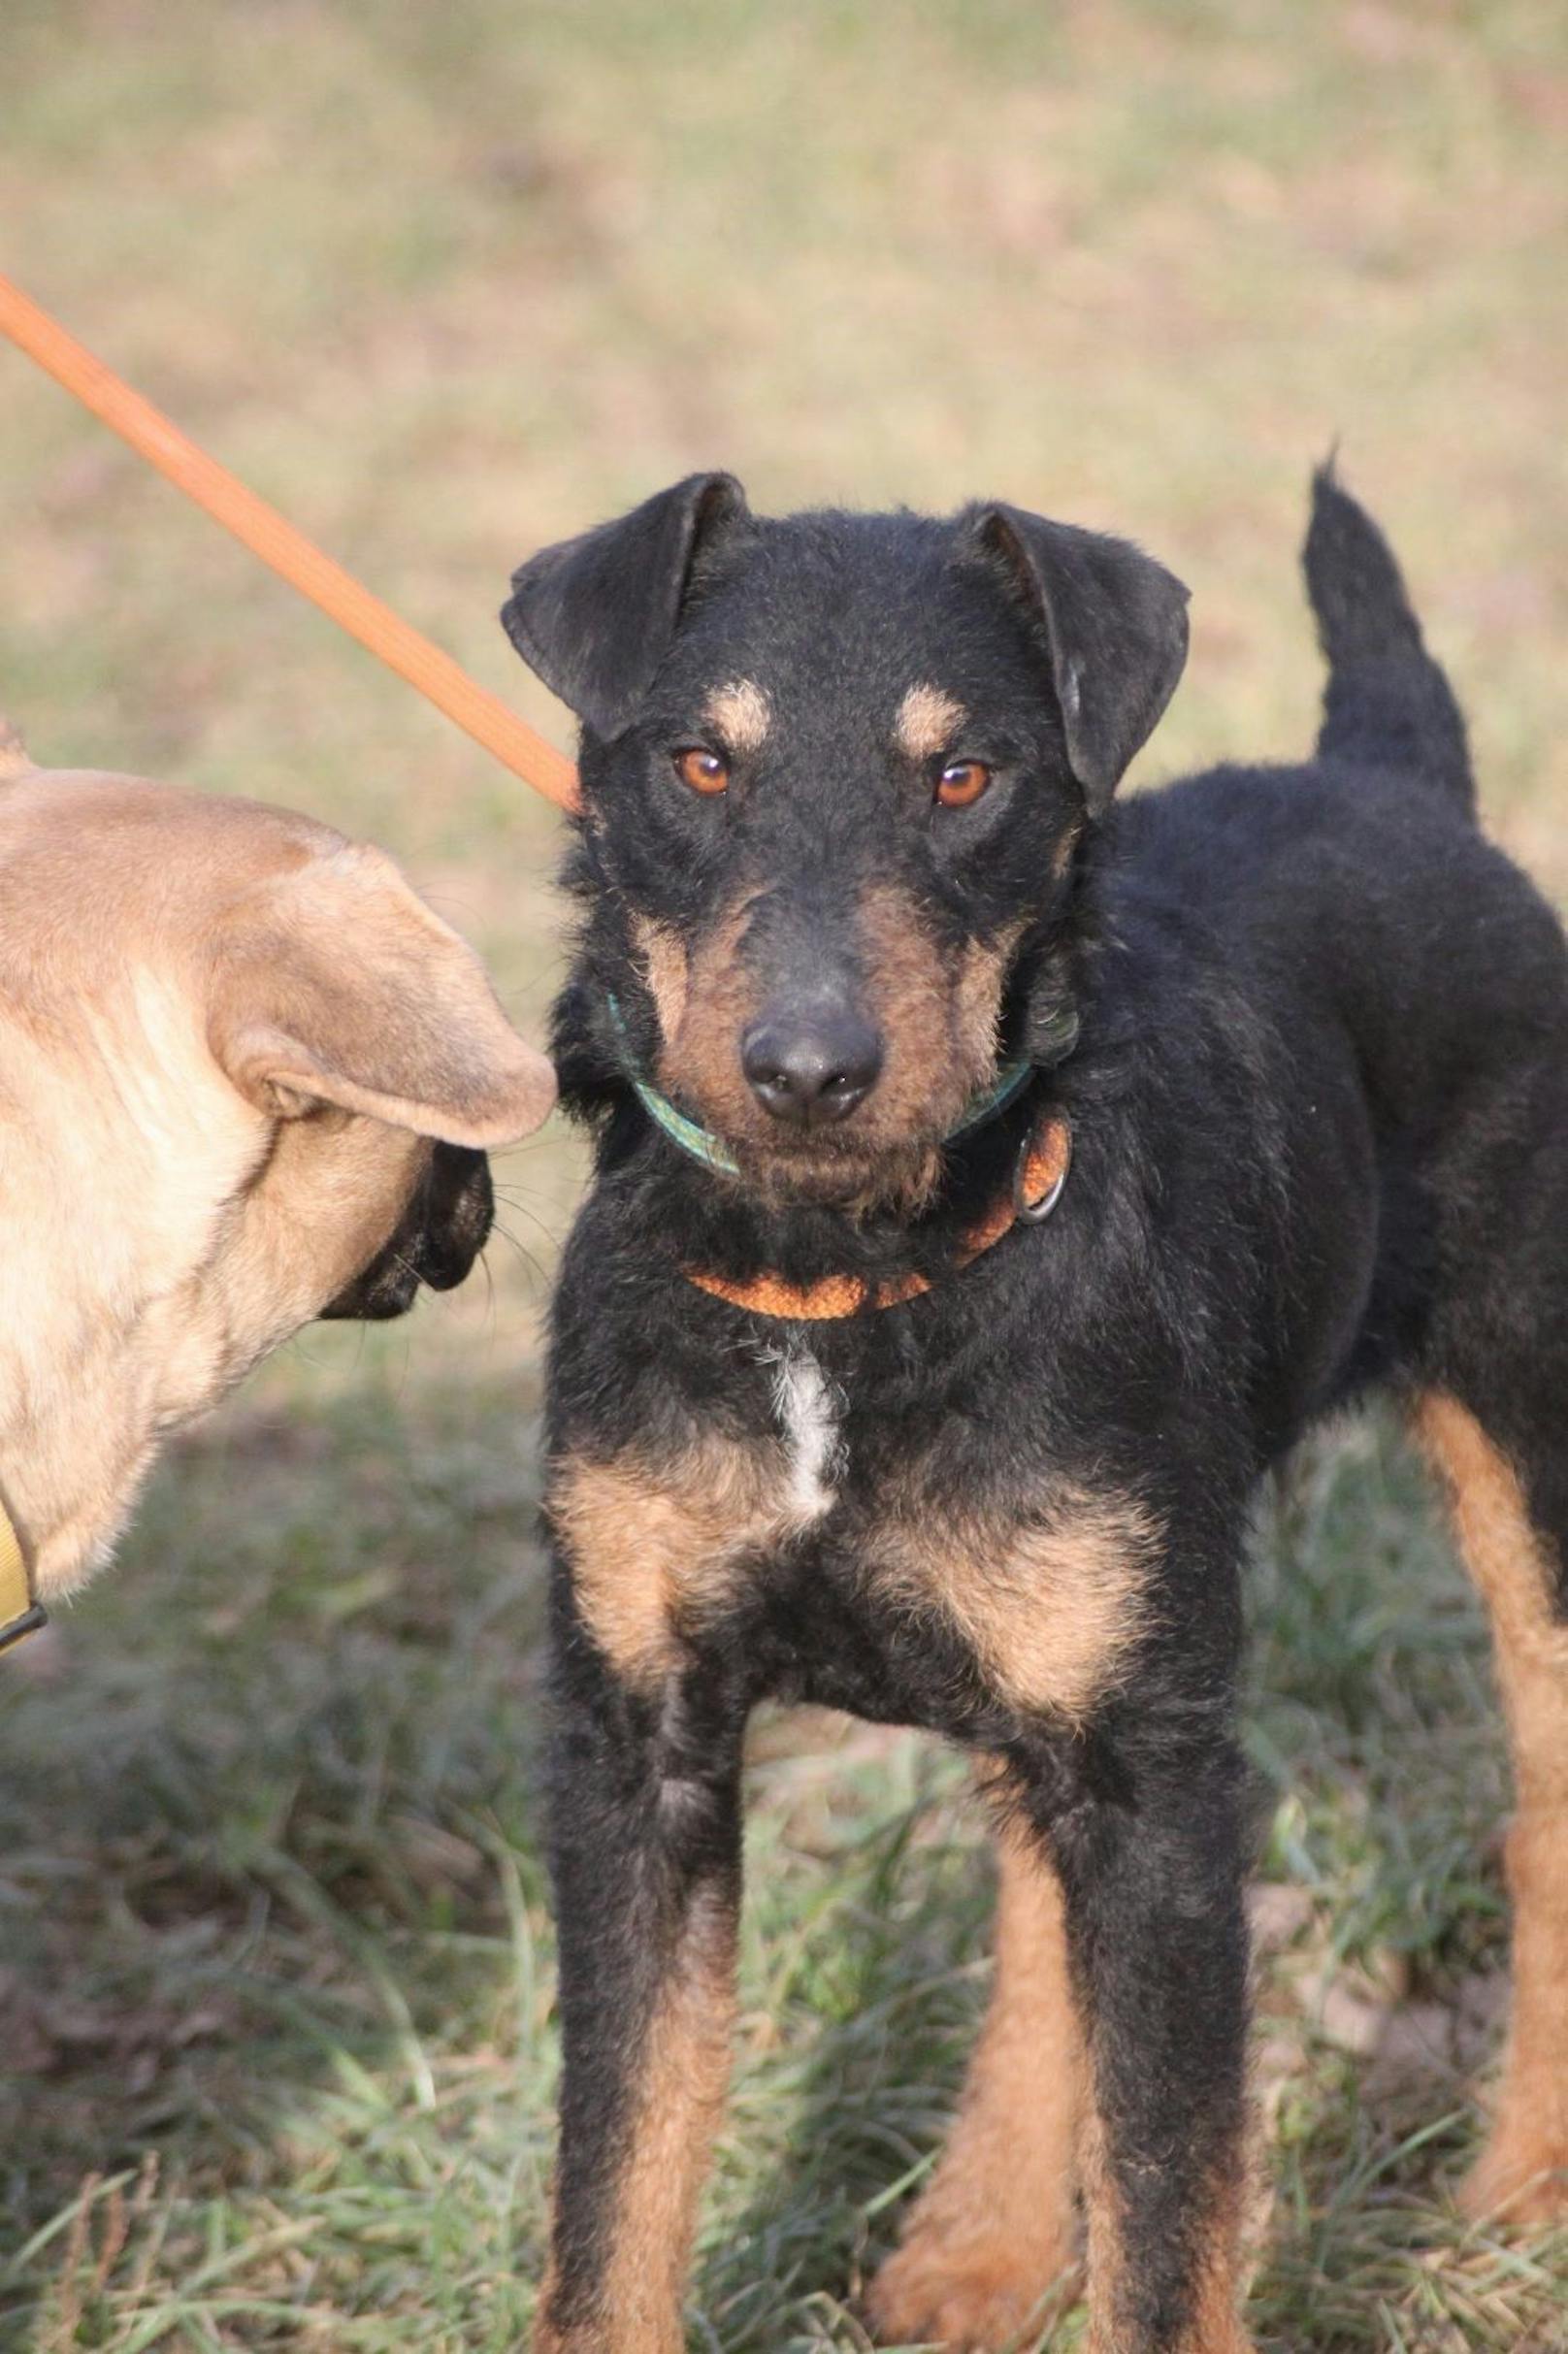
[4,1315,265,1604]
[2,1225,338,1603]
[16,1486,139,1608]
[728,1133,946,1219]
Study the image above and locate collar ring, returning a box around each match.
[1013,1126,1071,1224]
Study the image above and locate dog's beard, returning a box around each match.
[727,1129,946,1219]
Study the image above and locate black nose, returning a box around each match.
[741,1006,885,1128]
[412,1145,496,1291]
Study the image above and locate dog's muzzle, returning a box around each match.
[320,1142,495,1322]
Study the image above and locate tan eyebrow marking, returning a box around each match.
[896,683,966,763]
[701,679,771,755]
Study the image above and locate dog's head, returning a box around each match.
[204,814,553,1331]
[0,755,556,1591]
[503,476,1186,1209]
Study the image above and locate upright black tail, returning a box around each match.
[1303,464,1474,812]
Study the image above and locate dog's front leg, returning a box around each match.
[1048,1722,1256,2354]
[533,1618,745,2354]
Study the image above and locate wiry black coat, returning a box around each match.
[505,472,1568,2354]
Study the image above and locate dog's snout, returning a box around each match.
[741,1005,884,1128]
[415,1144,495,1291]
[319,1144,493,1321]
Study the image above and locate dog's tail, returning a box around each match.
[1303,463,1474,813]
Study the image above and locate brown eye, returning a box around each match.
[673,746,730,796]
[935,759,992,808]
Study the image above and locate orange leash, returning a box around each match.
[0,272,580,813]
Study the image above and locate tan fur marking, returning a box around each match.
[657,889,766,1134]
[1416,1391,1568,2222]
[655,884,940,1216]
[875,1489,1159,1722]
[548,1437,814,1685]
[535,1885,736,2354]
[951,918,1029,1079]
[702,678,771,756]
[896,682,965,764]
[1180,2164,1258,2354]
[1078,2104,1127,2352]
[1080,2112,1255,2354]
[868,1817,1083,2349]
[1052,819,1084,879]
[645,872,1028,1219]
[857,884,952,1140]
[630,915,690,1049]
[853,886,1020,1214]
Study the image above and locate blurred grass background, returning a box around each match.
[2,2,1566,2346]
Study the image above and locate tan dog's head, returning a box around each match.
[0,722,556,1598]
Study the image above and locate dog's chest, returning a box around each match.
[759,1342,843,1521]
[550,1343,1156,1727]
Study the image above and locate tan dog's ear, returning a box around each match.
[211,845,557,1148]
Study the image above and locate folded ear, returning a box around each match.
[501,472,749,739]
[966,503,1190,815]
[211,846,557,1148]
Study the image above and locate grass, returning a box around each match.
[2,1,1567,2345]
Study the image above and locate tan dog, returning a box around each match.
[0,717,556,1626]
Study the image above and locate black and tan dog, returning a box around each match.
[501,472,1568,2353]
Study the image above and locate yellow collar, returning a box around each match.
[0,1494,46,1655]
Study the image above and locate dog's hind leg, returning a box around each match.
[1417,1390,1568,2223]
[866,1811,1084,2350]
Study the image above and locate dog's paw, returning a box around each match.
[866,2228,1076,2352]
[1462,2130,1568,2226]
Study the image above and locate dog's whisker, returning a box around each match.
[488,1193,566,1251]
[484,1221,548,1291]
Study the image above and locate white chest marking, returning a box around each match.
[766,1345,843,1523]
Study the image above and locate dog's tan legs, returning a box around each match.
[1066,1720,1257,2354]
[534,1878,737,2354]
[870,1732,1257,2354]
[1418,1391,1568,2223]
[867,1819,1084,2350]
[532,1564,746,2354]
[1077,2112,1255,2354]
